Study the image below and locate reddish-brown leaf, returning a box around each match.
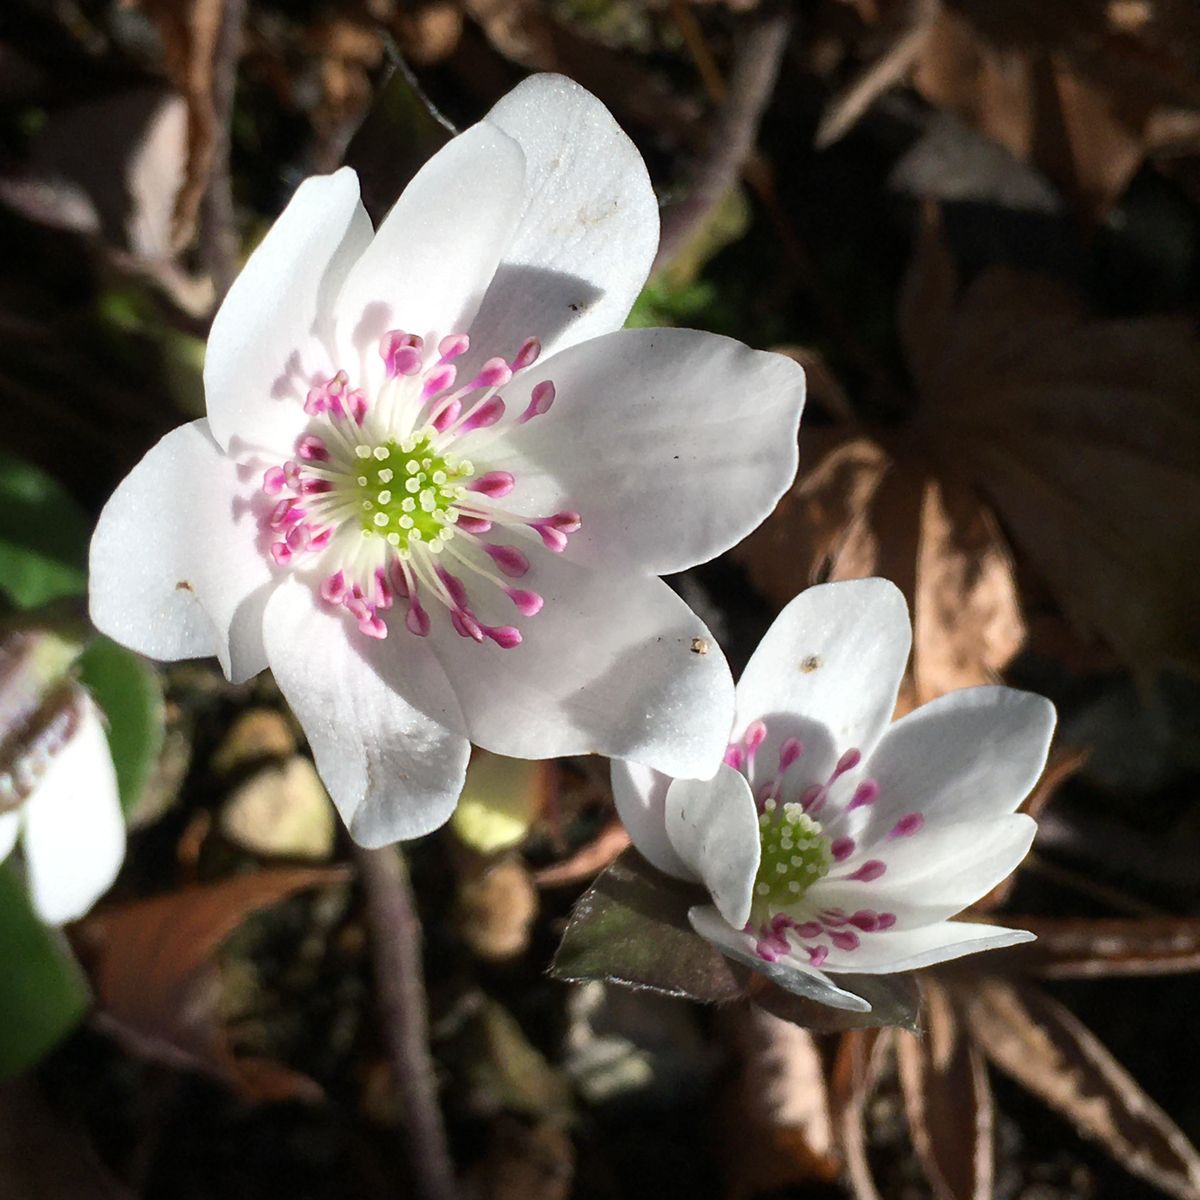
[961,978,1200,1200]
[72,867,347,1101]
[897,981,994,1200]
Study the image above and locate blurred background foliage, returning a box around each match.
[1,0,1200,1197]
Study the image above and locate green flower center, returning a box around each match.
[353,434,474,554]
[752,800,831,917]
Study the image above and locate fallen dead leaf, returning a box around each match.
[739,209,1200,685]
[960,977,1200,1200]
[736,422,1025,705]
[897,980,993,1200]
[820,0,1200,220]
[720,1004,841,1199]
[71,867,348,1102]
[135,0,225,251]
[905,207,1200,677]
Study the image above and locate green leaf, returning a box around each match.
[551,851,924,1032]
[0,864,89,1078]
[0,451,89,609]
[78,637,165,818]
[345,55,455,223]
[551,849,750,1003]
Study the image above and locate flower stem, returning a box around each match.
[354,843,457,1200]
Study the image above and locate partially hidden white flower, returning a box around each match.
[612,578,1055,1013]
[88,74,805,847]
[0,690,125,924]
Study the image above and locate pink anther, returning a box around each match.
[469,472,515,499]
[483,543,529,578]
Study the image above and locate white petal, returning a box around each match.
[89,420,276,682]
[490,327,804,576]
[0,812,20,863]
[428,556,733,780]
[689,904,871,1012]
[665,767,759,928]
[734,578,911,789]
[334,122,526,395]
[851,686,1055,843]
[206,167,373,454]
[22,697,125,924]
[262,579,470,846]
[818,920,1035,975]
[468,73,659,363]
[610,760,692,880]
[813,814,1037,928]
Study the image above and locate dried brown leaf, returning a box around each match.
[970,915,1200,979]
[737,427,890,593]
[736,436,1024,704]
[897,981,994,1200]
[136,0,225,250]
[912,474,1025,703]
[721,1005,840,1199]
[905,212,1200,675]
[912,8,1148,220]
[830,1028,892,1200]
[962,978,1200,1200]
[72,867,347,1101]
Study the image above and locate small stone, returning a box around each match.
[219,756,336,860]
[211,708,296,775]
[455,857,538,961]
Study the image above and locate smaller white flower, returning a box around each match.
[612,578,1055,1013]
[0,688,125,924]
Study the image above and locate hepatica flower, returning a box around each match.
[612,578,1055,1012]
[1,663,124,924]
[89,75,804,846]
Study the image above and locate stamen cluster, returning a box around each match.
[258,330,581,646]
[723,718,923,966]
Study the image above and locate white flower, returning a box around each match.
[612,578,1055,1013]
[0,689,125,924]
[89,74,805,847]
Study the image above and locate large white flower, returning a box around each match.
[89,74,805,847]
[612,578,1055,1013]
[0,688,125,924]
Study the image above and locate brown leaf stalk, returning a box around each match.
[199,0,245,299]
[654,5,793,273]
[354,844,458,1200]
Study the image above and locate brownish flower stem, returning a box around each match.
[354,844,458,1200]
[654,5,793,273]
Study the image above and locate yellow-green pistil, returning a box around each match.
[354,434,473,553]
[752,800,831,919]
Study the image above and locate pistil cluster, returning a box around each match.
[259,331,580,646]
